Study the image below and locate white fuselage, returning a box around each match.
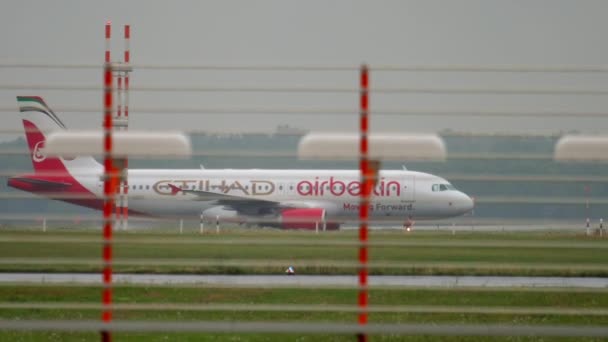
[12,96,474,227]
[85,169,474,222]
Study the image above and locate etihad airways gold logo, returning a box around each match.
[153,179,275,196]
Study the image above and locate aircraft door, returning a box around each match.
[401,174,415,202]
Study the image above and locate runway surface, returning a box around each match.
[1,273,607,288]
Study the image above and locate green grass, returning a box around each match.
[0,228,607,276]
[0,286,607,341]
[5,333,606,342]
[4,286,608,307]
[1,227,608,340]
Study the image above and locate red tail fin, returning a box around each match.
[22,119,70,175]
[17,96,102,175]
[11,96,102,210]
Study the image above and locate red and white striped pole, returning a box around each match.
[102,20,115,342]
[124,25,130,68]
[115,73,122,229]
[123,24,130,125]
[116,24,131,231]
[123,24,130,230]
[358,64,370,342]
[104,21,111,66]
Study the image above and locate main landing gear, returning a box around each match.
[403,216,415,233]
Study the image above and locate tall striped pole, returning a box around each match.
[120,24,131,231]
[124,25,130,68]
[101,20,115,342]
[357,64,370,342]
[115,73,122,230]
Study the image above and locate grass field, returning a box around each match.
[0,285,607,341]
[0,227,606,276]
[0,227,607,340]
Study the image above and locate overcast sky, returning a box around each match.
[2,0,608,141]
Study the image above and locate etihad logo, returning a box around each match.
[154,179,275,196]
[32,141,46,163]
[153,177,403,198]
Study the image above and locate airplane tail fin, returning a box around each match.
[17,96,102,175]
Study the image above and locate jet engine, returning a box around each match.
[279,208,339,230]
[201,206,240,223]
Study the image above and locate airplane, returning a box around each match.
[7,96,474,230]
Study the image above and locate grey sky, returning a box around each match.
[2,0,608,141]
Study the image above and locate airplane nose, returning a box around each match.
[462,193,474,213]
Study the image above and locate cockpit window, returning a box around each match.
[432,183,456,192]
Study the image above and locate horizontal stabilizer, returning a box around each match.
[8,176,72,190]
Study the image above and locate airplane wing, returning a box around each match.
[160,184,341,229]
[168,184,292,213]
